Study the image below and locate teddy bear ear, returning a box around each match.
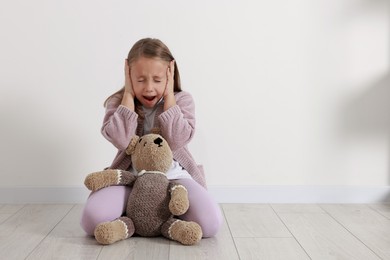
[150,127,161,135]
[125,135,139,155]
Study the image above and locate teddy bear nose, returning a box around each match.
[154,137,163,147]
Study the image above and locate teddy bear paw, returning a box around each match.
[169,198,189,216]
[169,220,202,245]
[94,219,132,245]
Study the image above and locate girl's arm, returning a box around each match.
[158,91,196,151]
[101,95,139,150]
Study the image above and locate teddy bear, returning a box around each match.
[84,133,202,245]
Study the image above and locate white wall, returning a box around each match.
[0,1,389,195]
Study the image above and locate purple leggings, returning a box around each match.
[80,178,223,238]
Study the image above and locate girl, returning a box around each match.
[81,38,223,238]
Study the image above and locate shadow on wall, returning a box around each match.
[342,74,390,136]
[340,73,390,187]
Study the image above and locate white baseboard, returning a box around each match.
[0,187,90,204]
[0,185,389,204]
[210,185,390,203]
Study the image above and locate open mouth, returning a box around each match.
[143,96,156,102]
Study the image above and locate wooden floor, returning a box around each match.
[1,204,390,260]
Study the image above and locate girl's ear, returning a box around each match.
[126,135,139,155]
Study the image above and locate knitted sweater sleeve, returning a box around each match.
[101,95,139,151]
[158,91,196,151]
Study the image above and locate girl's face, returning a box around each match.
[130,56,168,108]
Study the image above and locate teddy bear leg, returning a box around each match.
[161,218,202,245]
[94,217,135,245]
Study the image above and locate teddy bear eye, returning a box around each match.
[138,138,143,143]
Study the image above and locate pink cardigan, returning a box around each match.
[101,91,206,188]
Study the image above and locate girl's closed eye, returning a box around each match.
[153,77,162,83]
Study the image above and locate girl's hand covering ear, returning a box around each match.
[124,59,135,98]
[164,60,175,98]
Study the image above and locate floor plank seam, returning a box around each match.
[96,245,104,260]
[0,204,27,225]
[269,204,313,260]
[318,204,384,260]
[25,204,77,260]
[167,240,171,260]
[220,204,242,260]
[367,204,390,220]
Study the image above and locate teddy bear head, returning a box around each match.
[126,134,173,173]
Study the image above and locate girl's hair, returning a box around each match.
[104,38,182,107]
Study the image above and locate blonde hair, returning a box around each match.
[104,38,182,107]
